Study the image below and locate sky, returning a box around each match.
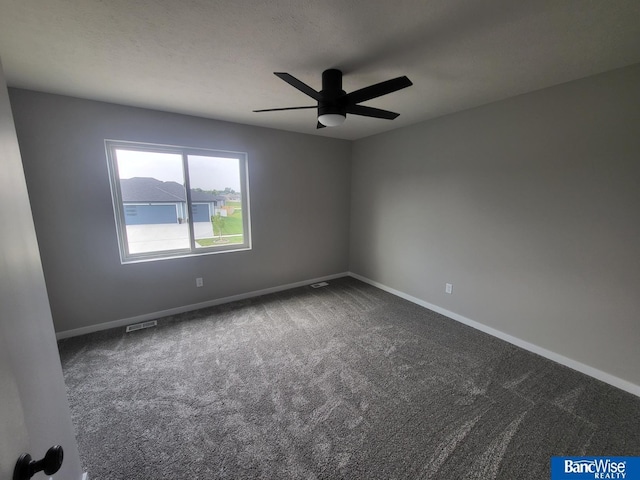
[115,149,242,191]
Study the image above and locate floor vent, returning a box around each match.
[126,320,158,333]
[310,282,329,288]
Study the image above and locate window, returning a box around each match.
[106,140,250,263]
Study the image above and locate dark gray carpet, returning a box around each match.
[58,277,640,479]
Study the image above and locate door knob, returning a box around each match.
[14,445,63,480]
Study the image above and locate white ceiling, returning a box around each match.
[0,0,639,140]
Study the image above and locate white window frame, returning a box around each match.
[105,140,251,263]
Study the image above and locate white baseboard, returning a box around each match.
[348,272,640,398]
[56,272,348,340]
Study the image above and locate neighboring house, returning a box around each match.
[120,177,225,225]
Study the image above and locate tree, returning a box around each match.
[211,213,226,242]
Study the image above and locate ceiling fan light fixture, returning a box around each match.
[318,113,346,127]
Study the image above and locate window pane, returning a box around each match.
[115,149,190,254]
[187,155,244,249]
[107,141,250,262]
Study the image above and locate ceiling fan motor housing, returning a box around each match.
[319,69,347,116]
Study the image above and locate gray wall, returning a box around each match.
[350,64,640,387]
[9,90,351,333]
[0,62,83,479]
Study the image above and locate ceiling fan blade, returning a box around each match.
[253,106,317,113]
[316,121,326,129]
[274,72,322,101]
[346,105,400,120]
[345,76,413,105]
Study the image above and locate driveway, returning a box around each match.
[126,222,214,253]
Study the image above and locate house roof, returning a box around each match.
[120,177,223,203]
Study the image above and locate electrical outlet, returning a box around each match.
[445,283,453,294]
[196,277,203,288]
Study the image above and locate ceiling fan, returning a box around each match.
[253,69,413,128]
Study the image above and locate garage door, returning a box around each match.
[124,204,178,225]
[192,203,211,222]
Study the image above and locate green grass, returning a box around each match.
[212,212,243,235]
[201,209,245,247]
[226,201,242,208]
[196,235,244,247]
[210,210,243,232]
